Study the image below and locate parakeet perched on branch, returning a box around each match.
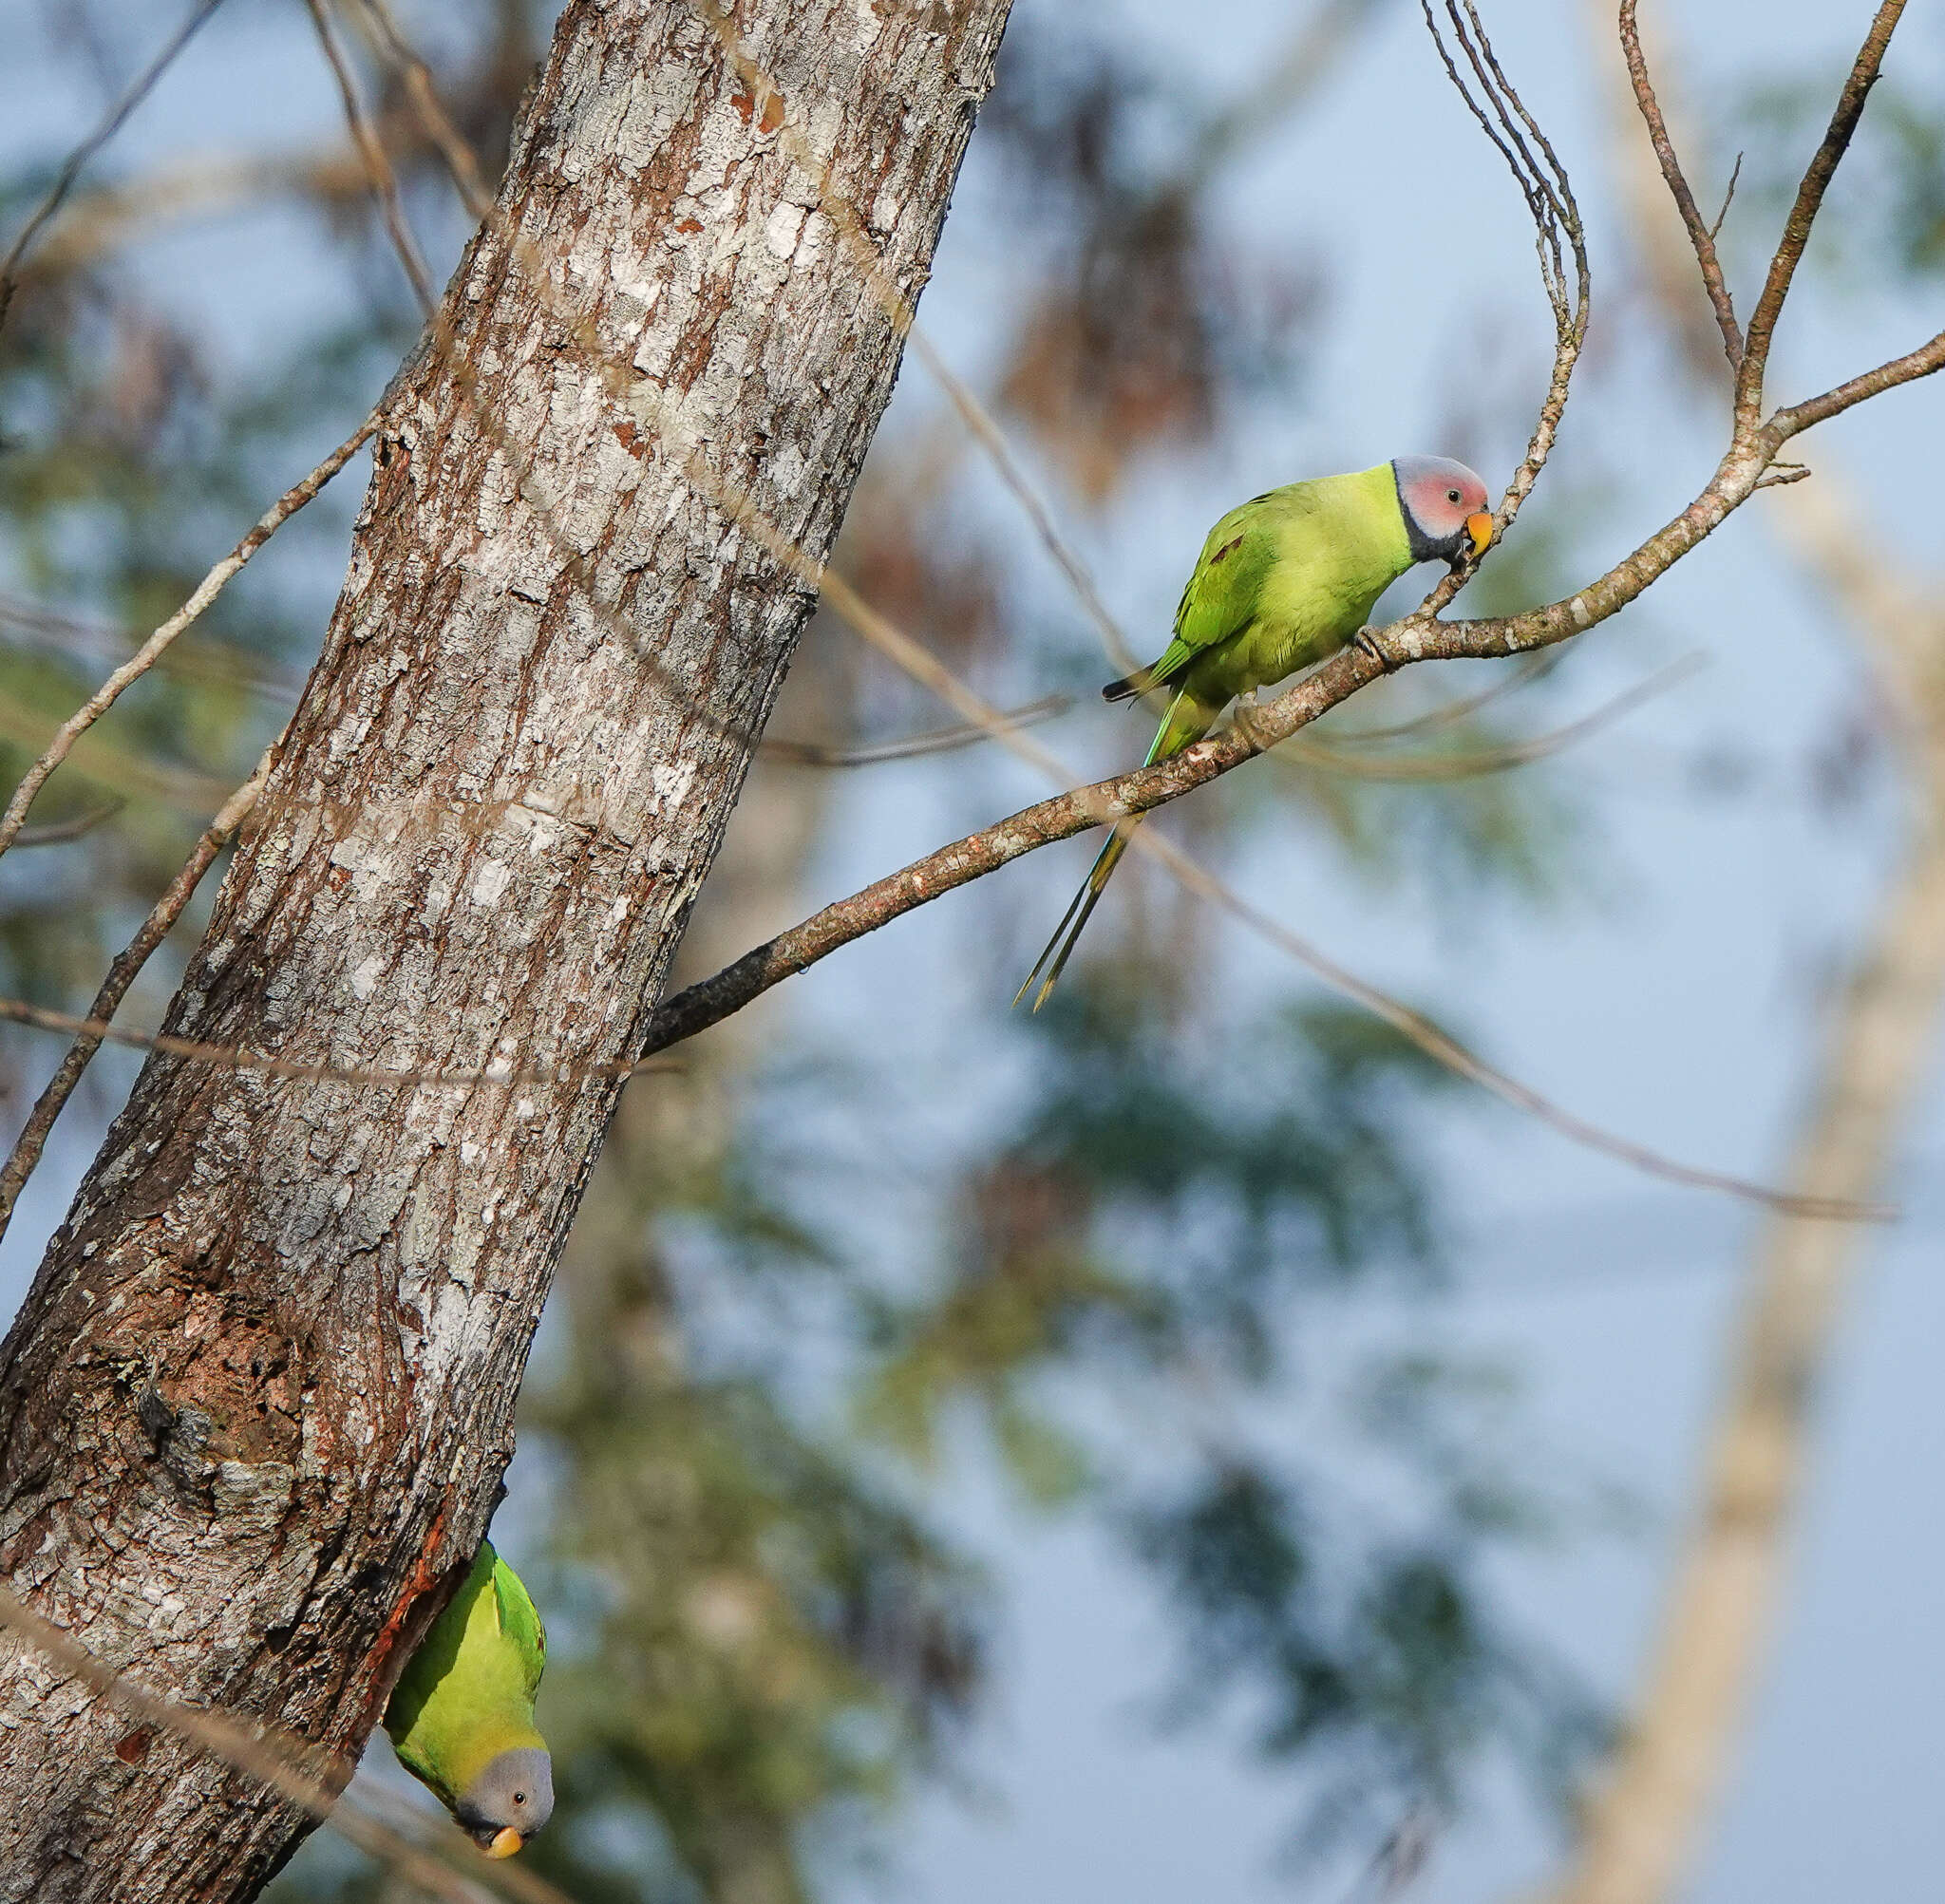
[1016,457,1493,1009]
[384,1540,554,1859]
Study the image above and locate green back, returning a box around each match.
[1252,462,1413,639]
[384,1540,547,1804]
[1143,463,1412,696]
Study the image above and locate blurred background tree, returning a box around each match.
[1,3,1939,1902]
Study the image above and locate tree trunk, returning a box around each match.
[0,2,1012,1896]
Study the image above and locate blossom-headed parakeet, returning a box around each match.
[1017,457,1492,1009]
[384,1539,553,1858]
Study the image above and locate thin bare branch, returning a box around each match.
[1771,324,1945,437]
[1617,0,1743,371]
[636,740,1883,1222]
[0,763,265,1244]
[0,590,304,701]
[1326,652,1564,745]
[1401,0,1591,637]
[1274,652,1703,781]
[0,1586,578,1904]
[1708,151,1743,240]
[0,413,377,866]
[302,0,438,315]
[9,800,125,847]
[0,0,226,339]
[0,995,684,1095]
[762,694,1072,767]
[344,0,499,220]
[1733,0,1907,428]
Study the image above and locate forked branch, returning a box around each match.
[1618,0,1743,371]
[1734,0,1907,426]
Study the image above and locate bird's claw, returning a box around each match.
[1351,626,1392,671]
[1232,692,1272,753]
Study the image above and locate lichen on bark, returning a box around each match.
[0,2,1013,1896]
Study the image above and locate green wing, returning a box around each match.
[1140,496,1279,688]
[490,1550,547,1704]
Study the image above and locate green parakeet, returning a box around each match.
[384,1540,553,1858]
[1016,456,1494,1009]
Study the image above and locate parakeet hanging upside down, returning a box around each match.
[1016,457,1493,1009]
[384,1540,554,1858]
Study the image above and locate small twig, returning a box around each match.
[0,414,376,868]
[1754,462,1812,489]
[0,590,304,702]
[344,0,498,219]
[0,1586,578,1904]
[301,0,437,315]
[1769,323,1945,437]
[1618,0,1743,372]
[1276,652,1704,782]
[1709,151,1744,241]
[762,695,1072,767]
[1404,0,1591,644]
[0,995,685,1094]
[1734,0,1907,429]
[8,800,124,848]
[1327,651,1564,745]
[635,756,1884,1223]
[0,0,226,340]
[0,766,263,1244]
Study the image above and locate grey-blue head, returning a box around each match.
[455,1745,554,1858]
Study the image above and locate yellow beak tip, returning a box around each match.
[1465,512,1494,558]
[486,1828,525,1859]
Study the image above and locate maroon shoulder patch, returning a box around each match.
[1210,537,1244,565]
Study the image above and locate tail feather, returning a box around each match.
[1012,686,1214,1011]
[1012,819,1141,1012]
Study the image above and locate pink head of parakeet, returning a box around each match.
[1391,456,1494,567]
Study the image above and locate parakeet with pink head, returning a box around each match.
[1017,457,1493,1009]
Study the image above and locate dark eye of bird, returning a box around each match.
[1446,488,1461,502]
[514,1791,526,1804]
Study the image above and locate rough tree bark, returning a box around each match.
[0,1,1012,1896]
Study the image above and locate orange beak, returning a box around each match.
[486,1828,525,1859]
[1464,512,1494,559]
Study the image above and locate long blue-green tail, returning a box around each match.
[1013,688,1210,1011]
